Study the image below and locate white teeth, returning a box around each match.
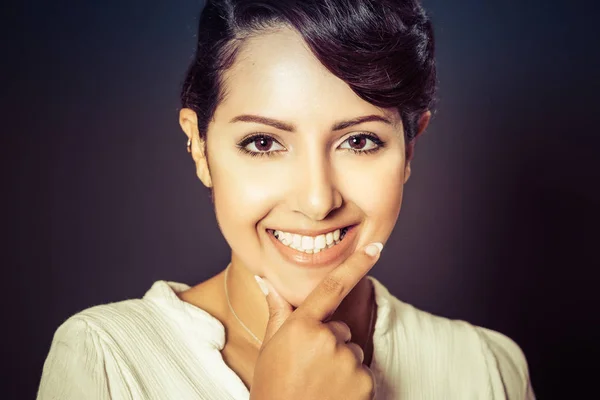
[314,235,326,250]
[301,236,314,250]
[325,232,333,245]
[292,234,302,249]
[272,227,348,252]
[333,229,340,241]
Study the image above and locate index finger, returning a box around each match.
[294,242,383,321]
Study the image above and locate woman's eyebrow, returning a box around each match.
[332,115,392,131]
[229,114,392,132]
[230,115,295,131]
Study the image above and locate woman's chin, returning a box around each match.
[274,281,321,309]
[264,265,347,308]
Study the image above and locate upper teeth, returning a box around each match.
[272,228,346,254]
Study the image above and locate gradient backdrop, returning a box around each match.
[4,0,599,398]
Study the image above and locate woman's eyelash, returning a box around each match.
[236,147,273,158]
[236,134,283,158]
[236,132,386,158]
[345,133,386,155]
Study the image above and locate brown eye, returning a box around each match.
[339,133,383,153]
[239,134,285,156]
[348,136,367,150]
[254,137,273,151]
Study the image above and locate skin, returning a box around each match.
[179,26,430,389]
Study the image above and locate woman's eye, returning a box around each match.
[339,134,383,153]
[239,133,383,158]
[240,135,285,155]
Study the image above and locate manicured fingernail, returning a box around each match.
[365,242,384,257]
[254,275,269,296]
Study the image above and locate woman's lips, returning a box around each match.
[266,225,358,268]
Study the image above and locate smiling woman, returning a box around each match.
[37,1,534,399]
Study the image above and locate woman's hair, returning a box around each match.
[181,0,437,144]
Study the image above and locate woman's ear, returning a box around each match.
[404,110,432,184]
[179,108,213,188]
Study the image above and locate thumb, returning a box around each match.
[254,276,293,346]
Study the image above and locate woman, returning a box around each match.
[38,0,535,399]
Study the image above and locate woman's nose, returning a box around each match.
[292,156,343,221]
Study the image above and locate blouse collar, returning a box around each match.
[143,274,396,350]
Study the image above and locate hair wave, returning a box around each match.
[181,0,437,143]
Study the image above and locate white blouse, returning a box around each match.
[37,276,535,399]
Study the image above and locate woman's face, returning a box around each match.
[185,27,419,307]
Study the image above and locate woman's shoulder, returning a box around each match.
[475,326,535,398]
[53,281,176,339]
[394,294,529,376]
[50,280,225,350]
[38,281,229,399]
[369,276,534,398]
[371,275,525,353]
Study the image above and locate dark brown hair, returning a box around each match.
[181,0,437,143]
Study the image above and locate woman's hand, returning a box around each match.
[249,243,383,400]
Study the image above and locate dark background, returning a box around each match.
[3,0,599,398]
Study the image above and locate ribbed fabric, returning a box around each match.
[37,277,534,399]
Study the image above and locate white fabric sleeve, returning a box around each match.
[479,327,536,400]
[37,317,129,400]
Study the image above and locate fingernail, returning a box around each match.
[365,242,384,257]
[254,275,269,296]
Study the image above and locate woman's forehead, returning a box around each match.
[217,28,400,127]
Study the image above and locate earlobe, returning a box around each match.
[179,108,213,188]
[417,110,432,137]
[404,161,412,184]
[196,159,213,188]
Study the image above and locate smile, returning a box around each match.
[266,225,358,267]
[267,227,349,254]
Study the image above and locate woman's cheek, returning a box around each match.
[211,161,283,266]
[211,150,278,220]
[339,154,405,210]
